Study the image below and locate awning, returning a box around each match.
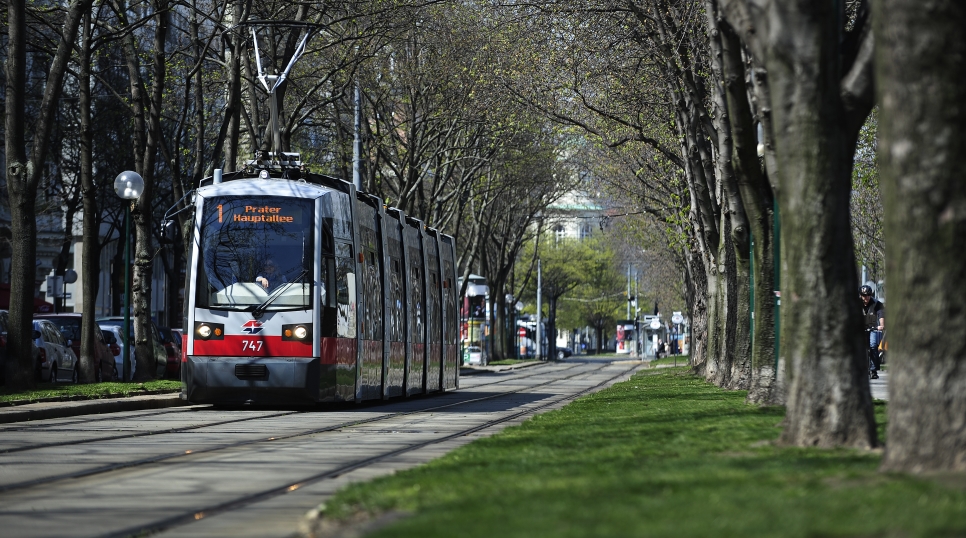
[0,283,56,313]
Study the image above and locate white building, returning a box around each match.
[543,188,604,353]
[545,190,602,242]
[38,213,176,322]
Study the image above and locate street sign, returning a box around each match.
[671,312,684,324]
[649,319,661,330]
[518,327,526,337]
[46,275,64,298]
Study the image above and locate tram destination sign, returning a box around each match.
[218,204,297,223]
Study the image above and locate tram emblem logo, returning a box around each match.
[241,320,264,334]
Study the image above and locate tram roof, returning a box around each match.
[200,167,352,193]
[196,177,336,199]
[196,166,454,242]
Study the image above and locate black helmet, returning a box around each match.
[859,285,874,297]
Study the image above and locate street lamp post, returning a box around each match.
[114,171,144,381]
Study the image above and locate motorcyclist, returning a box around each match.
[860,285,885,379]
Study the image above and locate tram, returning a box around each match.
[174,159,459,405]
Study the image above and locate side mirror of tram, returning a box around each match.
[160,220,178,244]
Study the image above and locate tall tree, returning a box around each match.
[873,0,966,472]
[718,0,877,447]
[4,0,92,389]
[112,0,169,380]
[521,235,597,360]
[78,4,99,382]
[706,1,779,403]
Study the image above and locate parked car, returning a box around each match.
[464,345,485,365]
[96,318,167,380]
[556,347,573,360]
[33,319,79,383]
[101,325,133,381]
[170,328,184,347]
[100,328,121,381]
[0,310,41,384]
[34,313,115,381]
[102,329,121,357]
[157,326,183,378]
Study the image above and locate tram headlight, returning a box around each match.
[282,323,312,342]
[194,322,224,341]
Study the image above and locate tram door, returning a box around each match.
[383,210,406,398]
[355,199,384,401]
[404,219,427,396]
[424,232,443,392]
[328,191,358,402]
[440,235,459,390]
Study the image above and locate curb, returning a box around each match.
[460,360,546,375]
[0,393,189,424]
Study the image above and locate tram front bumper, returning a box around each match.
[183,356,321,405]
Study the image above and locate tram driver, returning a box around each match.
[255,259,285,291]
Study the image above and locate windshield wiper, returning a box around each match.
[252,269,309,318]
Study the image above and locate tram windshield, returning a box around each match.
[196,195,316,311]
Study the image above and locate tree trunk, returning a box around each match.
[717,18,778,400]
[546,296,558,360]
[3,0,34,390]
[874,0,966,473]
[4,0,89,389]
[123,2,168,381]
[703,243,724,381]
[190,0,205,187]
[491,285,508,362]
[729,248,752,390]
[720,0,877,448]
[79,8,100,383]
[746,215,780,403]
[684,245,709,370]
[224,0,243,171]
[770,72,874,447]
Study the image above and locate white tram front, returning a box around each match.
[180,168,459,404]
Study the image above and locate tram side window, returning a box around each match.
[320,257,337,338]
[410,264,424,343]
[430,271,442,343]
[389,258,404,342]
[361,249,382,340]
[336,244,356,339]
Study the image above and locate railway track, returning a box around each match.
[0,359,644,538]
[0,362,580,493]
[0,361,566,455]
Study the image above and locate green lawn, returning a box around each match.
[0,380,181,404]
[485,359,539,366]
[646,355,691,367]
[318,368,966,538]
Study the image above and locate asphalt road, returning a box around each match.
[0,358,643,538]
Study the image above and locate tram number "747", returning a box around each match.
[241,340,264,352]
